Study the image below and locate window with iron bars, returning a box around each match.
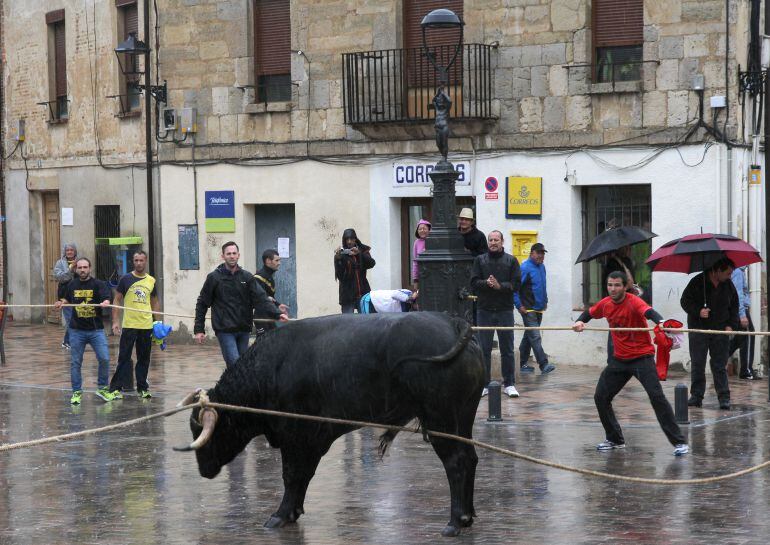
[94,206,120,282]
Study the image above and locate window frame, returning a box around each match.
[591,0,644,84]
[116,0,142,116]
[253,0,292,104]
[45,9,68,122]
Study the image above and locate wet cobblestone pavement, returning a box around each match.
[2,323,770,544]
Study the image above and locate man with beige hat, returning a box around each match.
[457,207,487,256]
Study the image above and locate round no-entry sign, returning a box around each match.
[485,177,499,192]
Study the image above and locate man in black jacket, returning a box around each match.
[254,248,289,335]
[471,230,521,398]
[680,258,740,410]
[195,241,288,368]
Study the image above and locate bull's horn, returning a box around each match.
[173,408,218,452]
[176,388,206,408]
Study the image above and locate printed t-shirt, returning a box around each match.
[117,272,157,329]
[589,293,654,360]
[58,277,111,330]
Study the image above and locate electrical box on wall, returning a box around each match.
[161,108,177,131]
[15,119,25,142]
[510,231,538,264]
[180,108,197,133]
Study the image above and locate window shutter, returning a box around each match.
[115,0,137,7]
[403,0,463,51]
[255,0,291,76]
[124,5,138,37]
[593,0,643,47]
[54,22,66,97]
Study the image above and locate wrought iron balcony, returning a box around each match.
[342,43,494,124]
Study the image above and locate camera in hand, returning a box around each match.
[341,248,353,255]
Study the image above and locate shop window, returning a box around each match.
[581,186,652,306]
[592,0,643,83]
[254,0,291,103]
[46,10,68,121]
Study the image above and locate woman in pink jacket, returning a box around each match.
[411,219,431,289]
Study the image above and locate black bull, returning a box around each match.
[179,312,485,537]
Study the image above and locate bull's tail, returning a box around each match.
[395,318,473,366]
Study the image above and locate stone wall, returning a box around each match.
[2,0,752,166]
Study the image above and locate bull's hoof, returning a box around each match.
[441,524,461,537]
[264,515,287,529]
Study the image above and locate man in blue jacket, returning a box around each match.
[514,243,556,375]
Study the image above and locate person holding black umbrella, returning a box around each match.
[680,258,740,410]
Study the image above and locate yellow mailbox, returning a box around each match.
[510,231,538,263]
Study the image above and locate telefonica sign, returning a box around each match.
[204,190,235,232]
[393,161,471,187]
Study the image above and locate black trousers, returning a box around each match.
[594,356,685,446]
[689,332,730,402]
[109,328,152,392]
[728,313,755,375]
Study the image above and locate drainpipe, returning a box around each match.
[757,0,770,401]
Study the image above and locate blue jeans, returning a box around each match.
[62,306,73,345]
[69,328,110,392]
[476,308,515,387]
[518,311,548,367]
[216,331,250,368]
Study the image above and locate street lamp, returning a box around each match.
[415,9,474,320]
[114,23,165,277]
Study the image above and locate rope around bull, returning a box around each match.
[0,397,768,485]
[0,303,763,336]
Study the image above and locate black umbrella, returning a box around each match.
[575,226,657,264]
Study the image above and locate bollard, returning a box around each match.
[487,380,503,422]
[674,383,689,424]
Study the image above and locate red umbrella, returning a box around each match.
[645,233,762,273]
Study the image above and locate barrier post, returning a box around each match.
[487,380,502,422]
[675,383,689,424]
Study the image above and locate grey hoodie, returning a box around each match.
[53,242,78,284]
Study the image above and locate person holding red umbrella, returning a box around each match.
[680,258,740,410]
[573,271,688,456]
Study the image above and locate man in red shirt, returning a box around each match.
[573,271,688,456]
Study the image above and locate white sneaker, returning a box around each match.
[481,387,489,397]
[503,385,519,398]
[673,444,689,456]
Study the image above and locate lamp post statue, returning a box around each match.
[416,9,474,321]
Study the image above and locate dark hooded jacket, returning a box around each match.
[334,228,375,306]
[194,263,280,334]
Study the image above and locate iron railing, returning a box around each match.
[342,43,494,124]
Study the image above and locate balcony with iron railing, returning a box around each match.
[342,43,495,125]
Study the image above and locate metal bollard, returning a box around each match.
[487,381,502,422]
[674,383,689,424]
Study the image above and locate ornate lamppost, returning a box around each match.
[416,9,474,320]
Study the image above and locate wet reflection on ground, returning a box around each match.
[1,324,769,544]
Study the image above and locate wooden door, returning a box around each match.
[43,192,61,323]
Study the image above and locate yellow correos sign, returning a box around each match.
[506,176,542,218]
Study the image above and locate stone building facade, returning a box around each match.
[2,1,765,368]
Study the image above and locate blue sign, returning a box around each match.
[205,190,235,232]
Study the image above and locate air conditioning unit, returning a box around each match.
[161,108,177,131]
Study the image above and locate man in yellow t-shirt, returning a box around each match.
[108,251,160,399]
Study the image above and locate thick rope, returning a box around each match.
[0,398,768,484]
[0,404,191,452]
[0,303,761,334]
